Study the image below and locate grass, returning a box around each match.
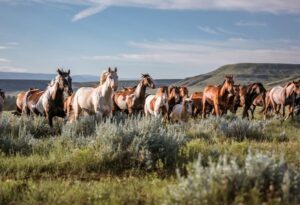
[1,110,300,204]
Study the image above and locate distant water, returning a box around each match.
[0,79,181,93]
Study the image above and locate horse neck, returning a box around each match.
[134,81,146,99]
[49,82,64,105]
[285,84,295,97]
[220,84,228,98]
[100,80,113,101]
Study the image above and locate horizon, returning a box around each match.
[1,1,300,79]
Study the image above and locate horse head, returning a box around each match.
[179,86,189,98]
[290,80,300,95]
[106,67,118,91]
[0,89,5,99]
[223,75,235,95]
[141,73,155,89]
[157,86,168,104]
[168,85,180,103]
[183,97,193,115]
[56,68,73,96]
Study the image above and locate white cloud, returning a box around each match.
[198,26,242,36]
[0,66,27,72]
[81,38,300,71]
[2,0,300,21]
[0,46,8,50]
[0,58,10,63]
[236,21,267,27]
[198,26,219,35]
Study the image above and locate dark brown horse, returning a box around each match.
[202,76,235,118]
[0,89,5,116]
[113,74,155,115]
[167,85,180,114]
[229,83,266,119]
[24,69,72,126]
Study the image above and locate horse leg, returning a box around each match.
[251,105,256,120]
[202,96,207,118]
[281,103,285,118]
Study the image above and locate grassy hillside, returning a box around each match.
[177,63,300,88]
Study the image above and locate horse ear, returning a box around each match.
[114,67,117,72]
[108,67,112,72]
[57,69,62,76]
[68,69,70,75]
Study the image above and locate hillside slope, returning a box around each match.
[176,63,300,88]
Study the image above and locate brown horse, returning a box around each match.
[178,86,189,101]
[250,92,269,119]
[229,83,266,119]
[167,85,180,114]
[24,69,72,126]
[14,88,40,115]
[202,76,235,118]
[63,93,75,122]
[0,89,5,116]
[190,91,203,117]
[113,74,155,115]
[264,81,300,120]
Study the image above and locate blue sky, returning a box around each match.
[0,0,300,79]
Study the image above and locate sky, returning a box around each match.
[0,0,300,79]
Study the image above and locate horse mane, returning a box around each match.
[100,70,109,85]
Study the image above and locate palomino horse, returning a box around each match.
[144,86,168,117]
[0,89,5,116]
[113,74,155,115]
[23,69,72,126]
[73,67,118,121]
[202,76,235,118]
[264,81,300,120]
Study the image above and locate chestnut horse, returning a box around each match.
[113,74,155,115]
[24,69,72,126]
[73,67,118,121]
[14,88,40,115]
[264,81,300,120]
[202,76,234,118]
[144,86,169,117]
[178,86,189,102]
[0,89,5,116]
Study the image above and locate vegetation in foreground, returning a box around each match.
[1,111,300,204]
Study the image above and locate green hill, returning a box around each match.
[176,63,300,88]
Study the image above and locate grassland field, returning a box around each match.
[1,87,300,205]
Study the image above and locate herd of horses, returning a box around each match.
[1,67,300,126]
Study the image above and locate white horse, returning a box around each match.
[73,67,118,121]
[265,81,300,120]
[144,86,168,117]
[170,97,193,123]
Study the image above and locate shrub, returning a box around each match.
[218,118,266,141]
[168,150,300,205]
